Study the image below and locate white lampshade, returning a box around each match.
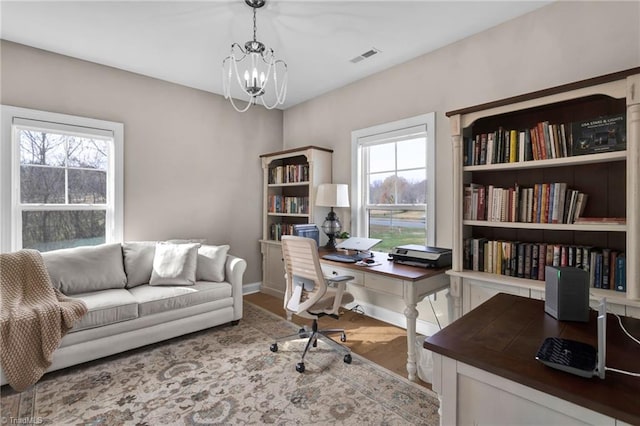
[316,184,350,208]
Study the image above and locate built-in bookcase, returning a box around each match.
[259,146,332,297]
[447,68,640,319]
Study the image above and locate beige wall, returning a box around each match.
[0,40,283,284]
[282,1,640,325]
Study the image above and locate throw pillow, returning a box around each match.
[149,242,199,286]
[42,243,127,295]
[122,241,156,288]
[196,244,230,282]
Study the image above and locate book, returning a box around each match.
[601,248,611,289]
[573,193,589,222]
[615,254,626,292]
[571,113,626,156]
[509,129,517,162]
[531,243,539,280]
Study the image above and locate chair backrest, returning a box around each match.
[281,235,327,315]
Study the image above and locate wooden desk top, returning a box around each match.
[424,293,640,424]
[319,249,448,282]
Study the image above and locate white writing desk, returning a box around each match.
[319,249,449,381]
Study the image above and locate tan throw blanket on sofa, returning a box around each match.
[0,249,87,391]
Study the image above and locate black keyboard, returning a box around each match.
[535,337,597,378]
[322,253,358,263]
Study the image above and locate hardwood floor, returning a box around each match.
[244,292,431,389]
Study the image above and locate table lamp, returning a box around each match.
[315,183,349,250]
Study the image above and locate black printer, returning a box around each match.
[390,244,452,268]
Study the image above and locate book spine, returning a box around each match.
[538,243,547,281]
[615,254,626,292]
[509,129,517,163]
[601,248,611,289]
[531,244,539,280]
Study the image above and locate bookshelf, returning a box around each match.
[447,68,640,319]
[259,146,332,297]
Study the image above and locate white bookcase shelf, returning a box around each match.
[448,68,640,319]
[259,146,332,298]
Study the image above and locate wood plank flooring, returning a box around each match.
[244,292,430,389]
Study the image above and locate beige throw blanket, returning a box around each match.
[1,249,87,391]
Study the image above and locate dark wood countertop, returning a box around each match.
[424,293,640,424]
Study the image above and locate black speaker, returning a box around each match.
[545,265,589,322]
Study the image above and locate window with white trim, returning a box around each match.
[1,106,123,252]
[351,113,435,252]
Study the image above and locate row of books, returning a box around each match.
[269,223,295,241]
[463,238,626,291]
[267,195,309,214]
[268,164,309,184]
[463,182,588,224]
[463,114,626,166]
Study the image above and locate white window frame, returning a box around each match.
[1,105,123,252]
[351,112,436,245]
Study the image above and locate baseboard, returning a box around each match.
[345,299,441,337]
[243,281,262,295]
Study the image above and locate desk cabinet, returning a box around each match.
[433,356,626,425]
[425,293,640,425]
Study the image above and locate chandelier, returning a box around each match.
[222,0,288,112]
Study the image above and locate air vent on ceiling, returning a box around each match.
[350,47,381,64]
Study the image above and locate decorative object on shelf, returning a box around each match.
[222,0,288,112]
[316,184,349,251]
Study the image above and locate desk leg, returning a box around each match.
[404,302,419,381]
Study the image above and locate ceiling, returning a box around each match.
[0,1,551,109]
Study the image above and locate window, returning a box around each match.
[1,106,123,252]
[351,113,435,252]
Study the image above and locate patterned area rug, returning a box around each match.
[1,303,440,425]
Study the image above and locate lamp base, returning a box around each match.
[323,237,338,251]
[321,209,341,252]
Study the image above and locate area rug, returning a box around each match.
[1,303,440,425]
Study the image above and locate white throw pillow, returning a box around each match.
[149,242,199,286]
[196,245,230,282]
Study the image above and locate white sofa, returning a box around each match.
[0,241,247,387]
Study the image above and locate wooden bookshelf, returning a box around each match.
[259,146,332,297]
[447,68,640,319]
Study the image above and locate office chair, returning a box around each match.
[270,235,355,373]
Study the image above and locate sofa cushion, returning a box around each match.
[196,244,230,282]
[68,289,138,332]
[129,282,232,316]
[149,242,199,286]
[43,243,127,295]
[122,241,156,288]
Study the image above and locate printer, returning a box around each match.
[390,244,452,268]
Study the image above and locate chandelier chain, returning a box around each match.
[253,7,257,42]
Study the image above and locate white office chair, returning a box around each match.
[270,235,355,373]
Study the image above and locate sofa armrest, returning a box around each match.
[225,254,247,287]
[225,254,247,321]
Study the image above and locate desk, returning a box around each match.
[424,293,640,425]
[320,249,449,381]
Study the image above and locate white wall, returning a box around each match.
[0,40,283,284]
[282,1,640,326]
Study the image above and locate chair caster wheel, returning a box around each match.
[298,328,306,338]
[296,362,305,373]
[270,343,278,352]
[344,354,352,364]
[312,339,318,348]
[340,333,347,342]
